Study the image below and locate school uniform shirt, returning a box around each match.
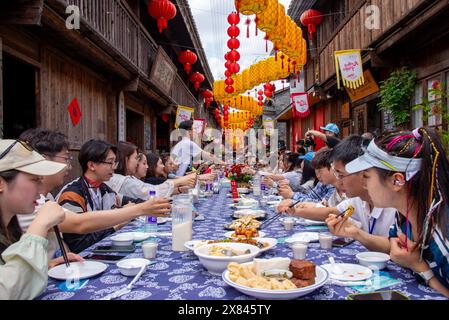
[327,190,348,207]
[389,212,449,290]
[56,177,119,253]
[336,197,396,237]
[17,194,59,260]
[171,137,203,176]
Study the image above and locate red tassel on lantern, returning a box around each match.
[245,18,251,38]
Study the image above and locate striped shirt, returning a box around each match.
[389,213,449,290]
[292,182,335,203]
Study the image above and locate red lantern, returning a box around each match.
[258,90,263,95]
[201,89,213,107]
[300,9,323,41]
[225,77,234,86]
[227,38,240,50]
[258,101,263,106]
[264,90,273,98]
[178,50,197,74]
[227,26,240,37]
[227,12,240,25]
[225,86,235,94]
[225,60,232,70]
[224,70,231,77]
[148,0,177,33]
[230,62,240,74]
[189,72,205,91]
[258,96,264,101]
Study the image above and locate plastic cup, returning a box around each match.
[319,232,333,250]
[283,218,295,231]
[292,242,308,259]
[142,241,158,259]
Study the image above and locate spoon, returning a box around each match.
[329,256,344,275]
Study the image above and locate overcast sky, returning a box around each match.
[188,0,293,82]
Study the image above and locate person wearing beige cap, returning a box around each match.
[0,139,68,299]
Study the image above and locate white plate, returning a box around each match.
[119,232,152,242]
[48,261,108,280]
[285,232,320,244]
[184,238,276,253]
[233,205,257,210]
[224,231,266,239]
[233,209,266,218]
[222,263,329,300]
[237,188,250,194]
[267,201,282,206]
[321,263,373,281]
[298,218,327,226]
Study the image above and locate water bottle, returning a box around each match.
[145,191,158,234]
[253,171,261,196]
[145,216,158,234]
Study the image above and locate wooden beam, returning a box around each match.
[0,0,44,25]
[123,77,140,92]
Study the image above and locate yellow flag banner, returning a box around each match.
[175,106,194,128]
[334,50,365,90]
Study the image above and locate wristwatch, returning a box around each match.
[416,269,435,285]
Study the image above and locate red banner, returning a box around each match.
[291,93,310,119]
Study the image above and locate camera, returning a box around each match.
[303,136,315,148]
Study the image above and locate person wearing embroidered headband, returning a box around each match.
[346,127,449,297]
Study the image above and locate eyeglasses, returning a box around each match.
[48,155,73,165]
[331,164,355,180]
[99,160,119,169]
[0,140,33,160]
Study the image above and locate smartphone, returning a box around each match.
[332,238,355,247]
[347,291,410,300]
[92,244,136,253]
[83,254,127,264]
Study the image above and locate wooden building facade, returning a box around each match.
[277,0,449,146]
[0,0,216,178]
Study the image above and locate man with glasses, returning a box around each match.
[55,139,128,252]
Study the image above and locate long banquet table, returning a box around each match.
[37,188,447,300]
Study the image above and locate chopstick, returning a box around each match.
[261,213,282,229]
[53,226,70,268]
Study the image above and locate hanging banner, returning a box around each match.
[193,118,206,135]
[175,106,194,128]
[291,92,310,119]
[334,50,365,90]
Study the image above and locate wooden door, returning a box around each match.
[353,104,368,135]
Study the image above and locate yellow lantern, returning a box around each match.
[235,0,267,15]
[256,0,278,33]
[266,3,286,48]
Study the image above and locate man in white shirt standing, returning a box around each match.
[171,120,225,176]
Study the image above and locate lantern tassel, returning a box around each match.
[245,18,250,38]
[255,17,258,36]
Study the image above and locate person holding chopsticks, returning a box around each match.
[343,128,449,298]
[0,139,71,299]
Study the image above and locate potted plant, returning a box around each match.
[378,67,417,128]
[227,164,253,188]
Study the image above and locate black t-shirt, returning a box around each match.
[143,177,167,185]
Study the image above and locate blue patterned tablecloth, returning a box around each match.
[37,189,448,300]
